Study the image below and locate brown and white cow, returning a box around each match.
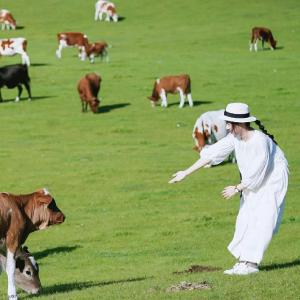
[0,38,30,66]
[0,242,41,295]
[95,1,118,22]
[82,41,110,63]
[0,9,16,30]
[148,74,193,108]
[77,73,101,113]
[193,109,235,166]
[250,27,277,51]
[56,32,89,60]
[0,188,65,299]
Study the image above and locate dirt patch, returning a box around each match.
[174,264,221,274]
[166,281,211,292]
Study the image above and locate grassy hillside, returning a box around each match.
[0,0,299,299]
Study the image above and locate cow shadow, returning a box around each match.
[168,100,213,107]
[117,16,126,22]
[23,277,147,297]
[30,63,51,67]
[262,46,284,51]
[0,96,54,103]
[260,259,300,271]
[33,245,81,260]
[98,102,130,113]
[16,25,25,30]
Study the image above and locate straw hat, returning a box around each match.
[221,103,256,123]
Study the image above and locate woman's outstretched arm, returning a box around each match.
[169,158,211,184]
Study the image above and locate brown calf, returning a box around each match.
[77,73,101,113]
[83,41,109,63]
[250,27,277,51]
[148,74,193,108]
[56,32,89,60]
[0,188,65,299]
[0,9,16,30]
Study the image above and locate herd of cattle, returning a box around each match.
[0,1,279,299]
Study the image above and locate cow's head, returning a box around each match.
[90,98,100,113]
[14,246,41,294]
[148,81,159,106]
[108,6,118,22]
[271,39,277,49]
[32,189,65,230]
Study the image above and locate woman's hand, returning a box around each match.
[169,171,187,184]
[222,186,238,199]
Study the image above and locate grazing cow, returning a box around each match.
[0,37,30,66]
[148,74,193,108]
[0,64,31,102]
[193,109,235,166]
[77,73,101,113]
[0,9,16,30]
[56,32,89,60]
[250,27,277,51]
[0,188,65,299]
[0,242,41,295]
[82,41,109,63]
[95,1,118,22]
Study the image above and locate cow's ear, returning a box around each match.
[35,190,52,204]
[16,257,25,272]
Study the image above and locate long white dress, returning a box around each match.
[201,130,289,264]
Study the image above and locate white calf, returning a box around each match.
[95,1,118,22]
[0,38,30,66]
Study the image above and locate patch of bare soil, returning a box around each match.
[174,264,221,274]
[166,281,211,292]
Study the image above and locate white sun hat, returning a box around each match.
[220,103,256,123]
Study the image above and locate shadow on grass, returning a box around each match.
[167,100,213,107]
[30,63,51,67]
[261,259,300,271]
[16,25,25,30]
[33,245,81,260]
[24,277,147,297]
[118,16,126,22]
[98,102,130,113]
[0,96,55,103]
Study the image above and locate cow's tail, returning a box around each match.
[185,75,191,94]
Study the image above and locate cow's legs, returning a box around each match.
[254,40,258,52]
[0,89,3,102]
[249,41,253,51]
[56,40,67,58]
[95,8,100,20]
[15,85,23,102]
[24,82,32,101]
[262,39,265,50]
[21,53,30,66]
[6,250,17,299]
[99,11,104,21]
[160,89,167,107]
[79,46,87,61]
[187,93,193,107]
[177,87,185,108]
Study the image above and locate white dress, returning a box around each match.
[201,130,289,264]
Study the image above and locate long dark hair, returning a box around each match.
[254,119,278,145]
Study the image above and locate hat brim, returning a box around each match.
[220,115,256,123]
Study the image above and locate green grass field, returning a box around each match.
[0,0,299,299]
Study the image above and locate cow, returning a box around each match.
[193,109,235,166]
[56,32,89,60]
[77,73,101,113]
[250,27,277,51]
[0,37,30,66]
[0,64,31,102]
[0,242,41,295]
[95,1,118,22]
[148,74,193,108]
[0,9,16,30]
[0,188,65,299]
[81,41,109,63]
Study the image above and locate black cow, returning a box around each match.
[0,64,31,102]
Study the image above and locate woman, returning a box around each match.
[169,103,289,275]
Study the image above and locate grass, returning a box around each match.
[0,0,299,299]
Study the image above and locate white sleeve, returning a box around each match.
[241,136,270,191]
[200,134,234,165]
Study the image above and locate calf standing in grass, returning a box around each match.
[0,242,41,295]
[0,9,16,30]
[148,74,193,108]
[95,1,118,22]
[0,37,30,66]
[77,73,101,113]
[81,41,109,63]
[0,64,31,102]
[250,27,277,51]
[0,188,65,299]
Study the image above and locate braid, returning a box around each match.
[255,119,278,145]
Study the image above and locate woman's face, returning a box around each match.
[226,122,244,139]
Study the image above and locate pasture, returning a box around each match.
[0,0,299,299]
